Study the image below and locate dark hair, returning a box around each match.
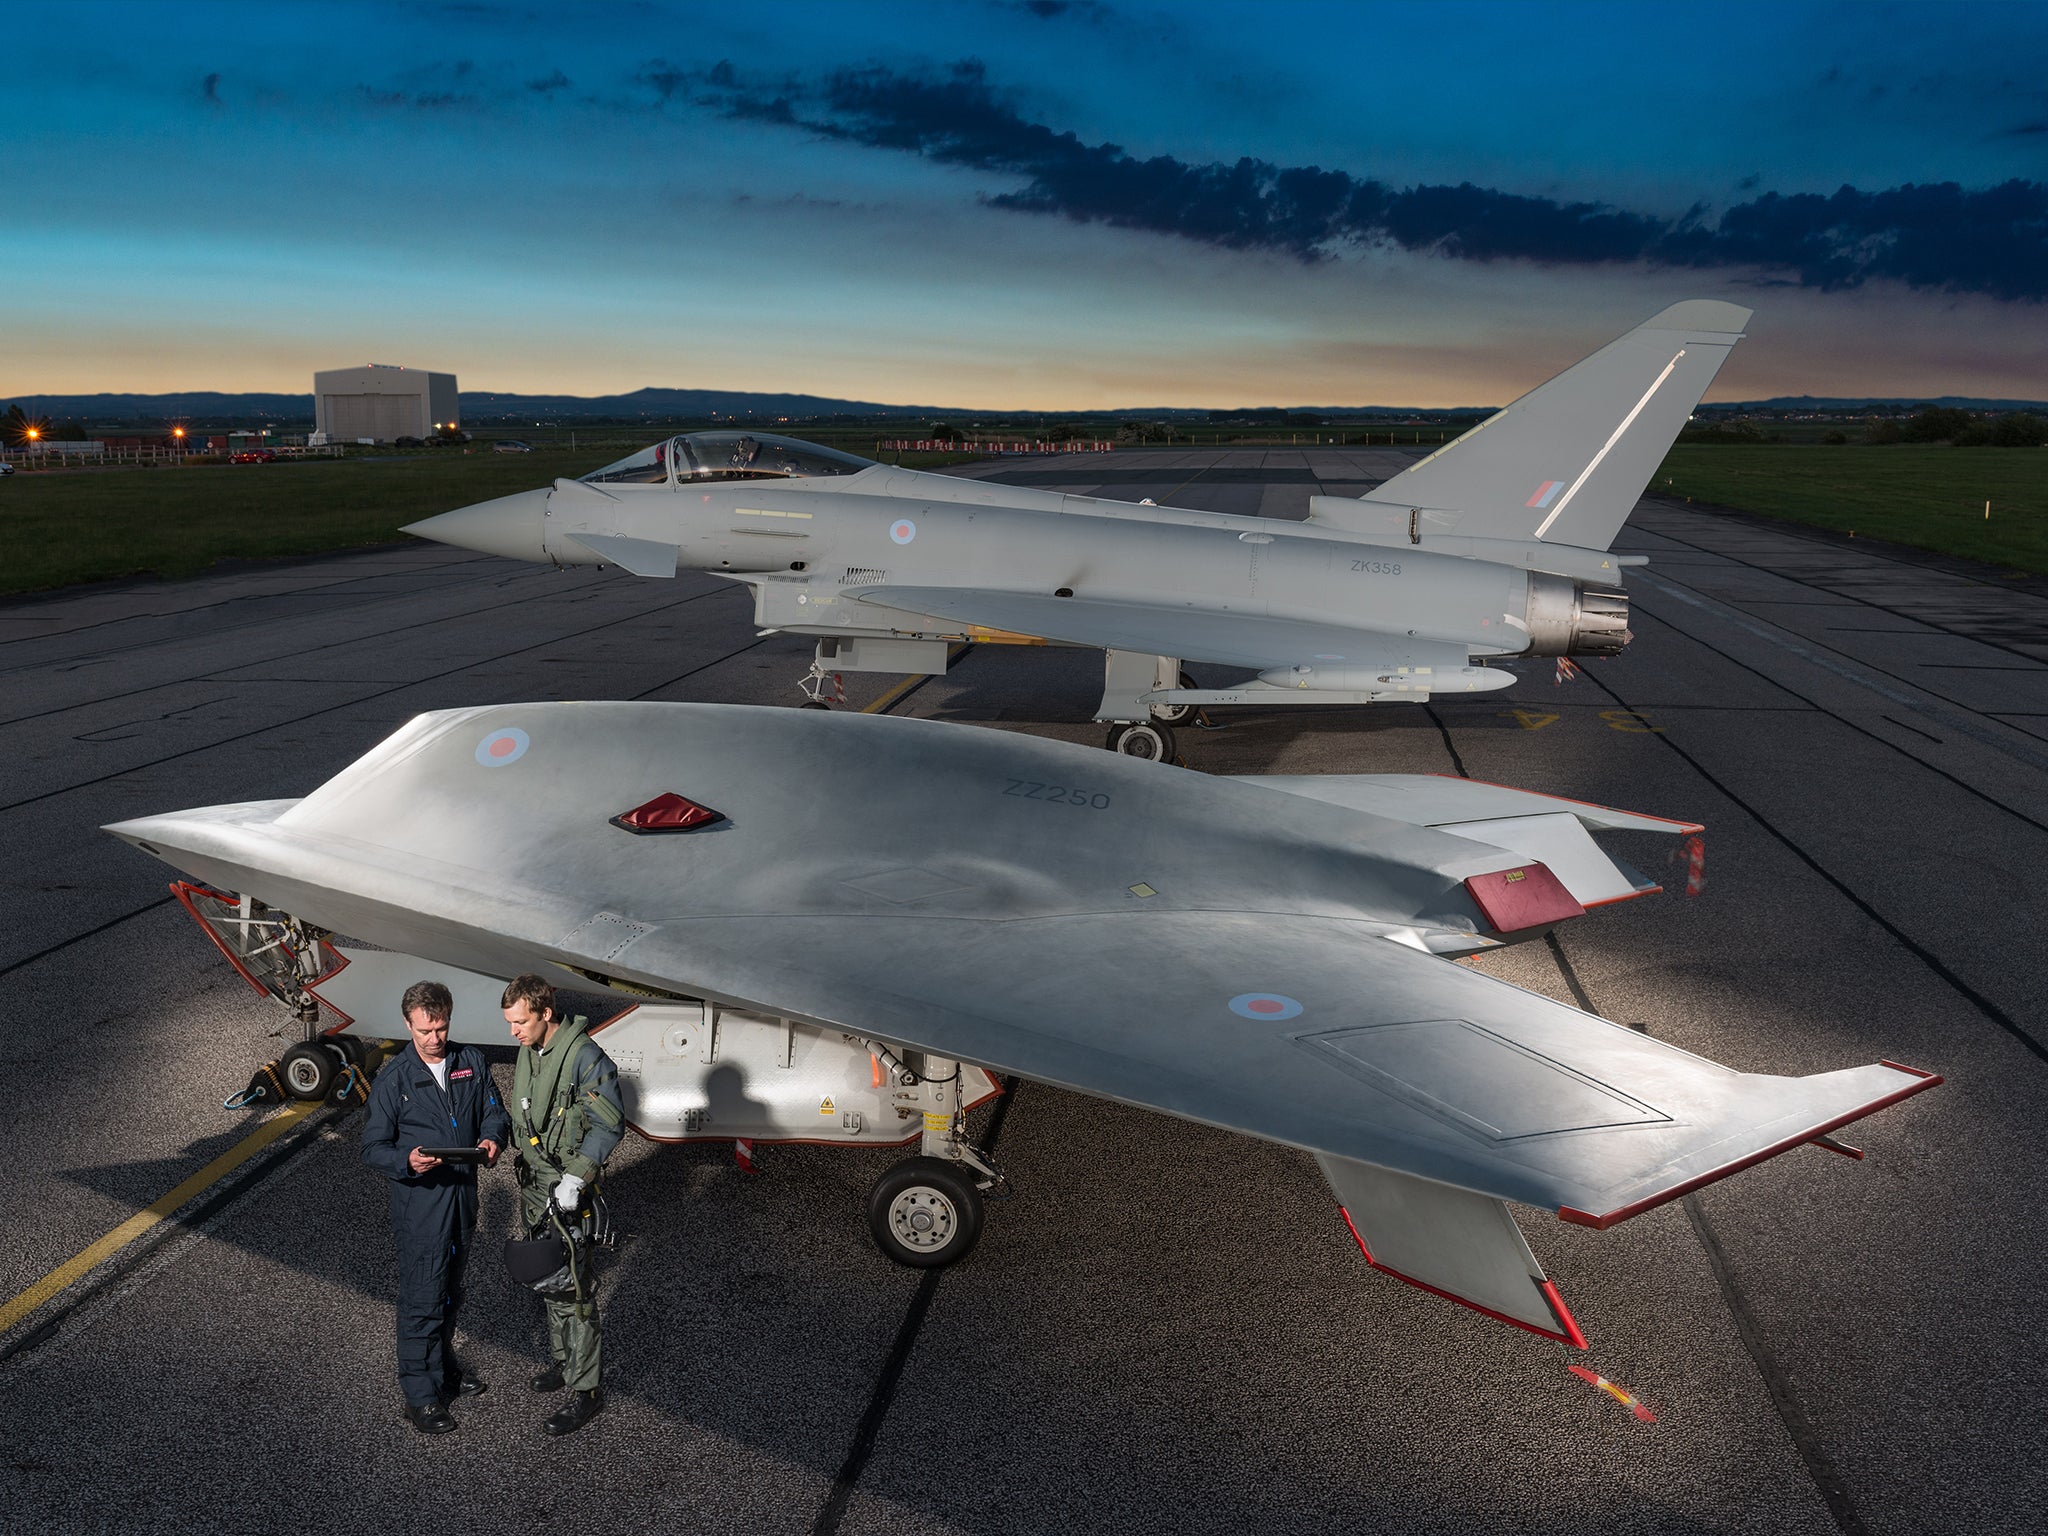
[500,972,556,1017]
[400,980,453,1023]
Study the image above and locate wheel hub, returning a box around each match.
[888,1187,958,1251]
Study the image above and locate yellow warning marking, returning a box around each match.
[1599,709,1664,733]
[922,1112,952,1134]
[819,1095,836,1115]
[0,1100,321,1336]
[1501,709,1559,730]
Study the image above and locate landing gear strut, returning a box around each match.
[798,656,844,709]
[866,1052,1004,1269]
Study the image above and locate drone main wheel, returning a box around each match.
[867,1156,983,1268]
[799,701,832,710]
[1105,721,1175,762]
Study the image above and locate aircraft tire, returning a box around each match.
[867,1156,983,1268]
[1106,721,1174,762]
[1149,672,1199,726]
[278,1041,337,1102]
[799,701,831,710]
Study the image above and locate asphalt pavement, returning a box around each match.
[0,449,2037,1534]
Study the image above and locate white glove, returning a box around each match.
[552,1173,586,1212]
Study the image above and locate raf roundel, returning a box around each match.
[475,727,531,767]
[889,518,917,545]
[1228,992,1304,1022]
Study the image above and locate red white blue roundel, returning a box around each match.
[889,518,917,545]
[1229,992,1303,1021]
[475,727,530,767]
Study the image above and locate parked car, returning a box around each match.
[230,449,277,464]
[393,435,424,449]
[491,439,534,453]
[0,461,14,476]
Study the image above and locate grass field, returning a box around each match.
[3,440,2044,597]
[0,444,986,596]
[1654,445,2048,572]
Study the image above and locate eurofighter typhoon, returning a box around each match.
[407,303,1749,759]
[106,703,1937,1349]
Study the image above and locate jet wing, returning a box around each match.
[597,907,1935,1228]
[852,585,1446,671]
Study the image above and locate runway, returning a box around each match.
[0,448,2038,1534]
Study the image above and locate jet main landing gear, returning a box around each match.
[1105,721,1176,762]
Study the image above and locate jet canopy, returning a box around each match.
[581,431,876,487]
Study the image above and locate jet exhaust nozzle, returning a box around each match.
[1523,573,1630,657]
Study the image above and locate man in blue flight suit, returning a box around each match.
[362,980,511,1435]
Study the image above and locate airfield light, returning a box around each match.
[25,427,38,440]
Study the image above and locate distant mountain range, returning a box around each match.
[7,387,2044,424]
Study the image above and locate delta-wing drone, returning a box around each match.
[405,303,1749,760]
[106,703,1936,1348]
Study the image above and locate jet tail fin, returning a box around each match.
[1329,301,1750,552]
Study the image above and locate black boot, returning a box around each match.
[405,1402,458,1435]
[531,1364,565,1393]
[543,1389,603,1435]
[442,1369,487,1401]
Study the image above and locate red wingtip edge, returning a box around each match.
[1539,1278,1590,1350]
[1558,1059,1943,1230]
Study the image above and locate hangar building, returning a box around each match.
[313,364,458,443]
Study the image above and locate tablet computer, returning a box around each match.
[418,1146,488,1163]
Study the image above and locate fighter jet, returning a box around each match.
[406,303,1748,760]
[106,703,1936,1348]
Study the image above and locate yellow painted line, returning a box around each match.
[862,673,930,715]
[0,1099,320,1335]
[861,642,972,715]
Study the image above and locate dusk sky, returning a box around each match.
[7,0,2047,409]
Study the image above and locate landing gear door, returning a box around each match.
[169,881,336,1018]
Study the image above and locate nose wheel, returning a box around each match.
[867,1156,985,1268]
[1105,721,1176,762]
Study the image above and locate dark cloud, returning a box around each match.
[690,58,2048,300]
[1998,120,2048,137]
[200,72,221,107]
[1011,0,1114,21]
[527,69,570,93]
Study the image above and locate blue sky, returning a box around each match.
[5,0,2046,407]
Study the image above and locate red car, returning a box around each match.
[230,449,277,464]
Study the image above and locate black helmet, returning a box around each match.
[503,1232,570,1290]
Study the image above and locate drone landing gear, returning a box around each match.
[865,1053,1004,1269]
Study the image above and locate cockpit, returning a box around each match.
[580,431,876,488]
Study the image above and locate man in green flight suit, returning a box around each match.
[501,972,625,1436]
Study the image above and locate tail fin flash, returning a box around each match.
[1343,301,1750,551]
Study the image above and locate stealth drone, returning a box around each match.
[106,703,1935,1348]
[406,303,1749,759]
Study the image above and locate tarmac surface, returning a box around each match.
[0,447,2039,1534]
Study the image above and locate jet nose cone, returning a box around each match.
[404,487,549,563]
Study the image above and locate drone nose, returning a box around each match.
[403,487,549,563]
